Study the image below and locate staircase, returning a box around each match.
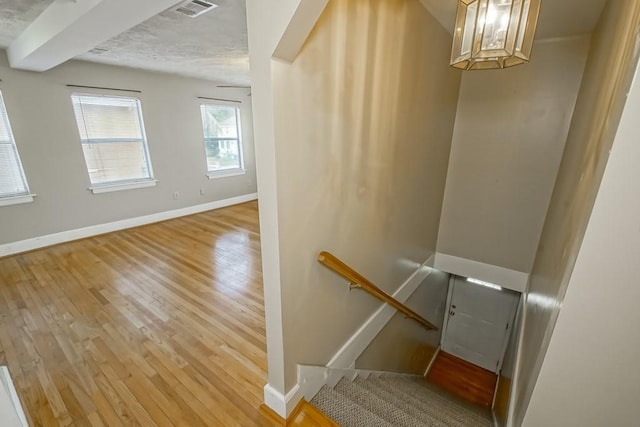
[310,373,492,427]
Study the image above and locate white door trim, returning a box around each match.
[442,276,519,372]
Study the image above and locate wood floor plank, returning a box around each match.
[426,351,498,408]
[0,201,270,426]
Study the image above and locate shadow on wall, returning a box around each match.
[356,270,450,374]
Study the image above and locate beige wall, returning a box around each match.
[355,270,449,373]
[271,0,461,390]
[521,35,640,426]
[437,37,590,273]
[513,1,640,423]
[0,53,256,245]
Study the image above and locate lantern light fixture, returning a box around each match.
[450,0,542,70]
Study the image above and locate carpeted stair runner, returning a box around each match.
[311,374,491,427]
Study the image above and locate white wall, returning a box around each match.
[522,50,640,427]
[0,52,257,245]
[246,0,306,409]
[437,36,590,274]
[513,2,640,422]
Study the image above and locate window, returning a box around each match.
[0,91,33,206]
[71,94,155,192]
[200,104,244,177]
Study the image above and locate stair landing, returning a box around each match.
[426,351,497,408]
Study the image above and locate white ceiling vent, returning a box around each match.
[172,0,218,18]
[88,47,109,55]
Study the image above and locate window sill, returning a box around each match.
[0,194,36,207]
[90,180,158,194]
[207,170,246,180]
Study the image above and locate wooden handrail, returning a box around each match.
[317,251,438,331]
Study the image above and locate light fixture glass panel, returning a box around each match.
[516,0,531,51]
[450,0,541,70]
[461,2,478,55]
[480,0,512,51]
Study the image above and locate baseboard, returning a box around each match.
[0,367,27,427]
[295,364,416,409]
[0,193,258,258]
[433,252,529,293]
[287,255,435,411]
[492,411,500,427]
[263,382,301,419]
[423,345,441,377]
[326,254,435,369]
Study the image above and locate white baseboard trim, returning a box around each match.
[294,365,375,407]
[0,193,258,258]
[263,382,301,419]
[0,367,27,427]
[326,254,435,369]
[285,254,435,411]
[423,345,440,377]
[295,365,411,407]
[433,252,529,293]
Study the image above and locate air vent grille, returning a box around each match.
[88,47,109,55]
[172,0,217,18]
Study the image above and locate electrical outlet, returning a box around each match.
[172,191,179,200]
[199,188,205,196]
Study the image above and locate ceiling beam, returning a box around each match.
[272,0,329,63]
[7,0,183,72]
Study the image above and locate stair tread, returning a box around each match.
[365,376,491,426]
[351,377,455,426]
[377,376,492,423]
[310,385,394,427]
[311,373,492,427]
[335,378,428,426]
[404,375,493,414]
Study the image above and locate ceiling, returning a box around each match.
[419,0,608,39]
[0,0,609,85]
[0,0,250,85]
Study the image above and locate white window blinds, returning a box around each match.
[71,94,154,186]
[0,91,30,198]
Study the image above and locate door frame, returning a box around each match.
[440,274,520,373]
[440,274,456,348]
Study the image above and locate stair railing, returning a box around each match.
[317,251,438,331]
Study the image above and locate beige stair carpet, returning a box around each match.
[310,374,491,427]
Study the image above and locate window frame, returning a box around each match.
[70,92,157,194]
[0,90,34,207]
[199,102,245,179]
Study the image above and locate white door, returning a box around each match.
[442,276,519,372]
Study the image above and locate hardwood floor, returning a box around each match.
[426,351,498,408]
[0,201,272,426]
[260,400,338,427]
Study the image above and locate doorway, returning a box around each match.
[441,276,520,373]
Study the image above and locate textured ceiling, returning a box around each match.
[0,0,608,85]
[0,0,250,85]
[0,0,54,48]
[76,0,250,85]
[419,0,608,39]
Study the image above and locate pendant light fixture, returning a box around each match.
[450,0,541,70]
